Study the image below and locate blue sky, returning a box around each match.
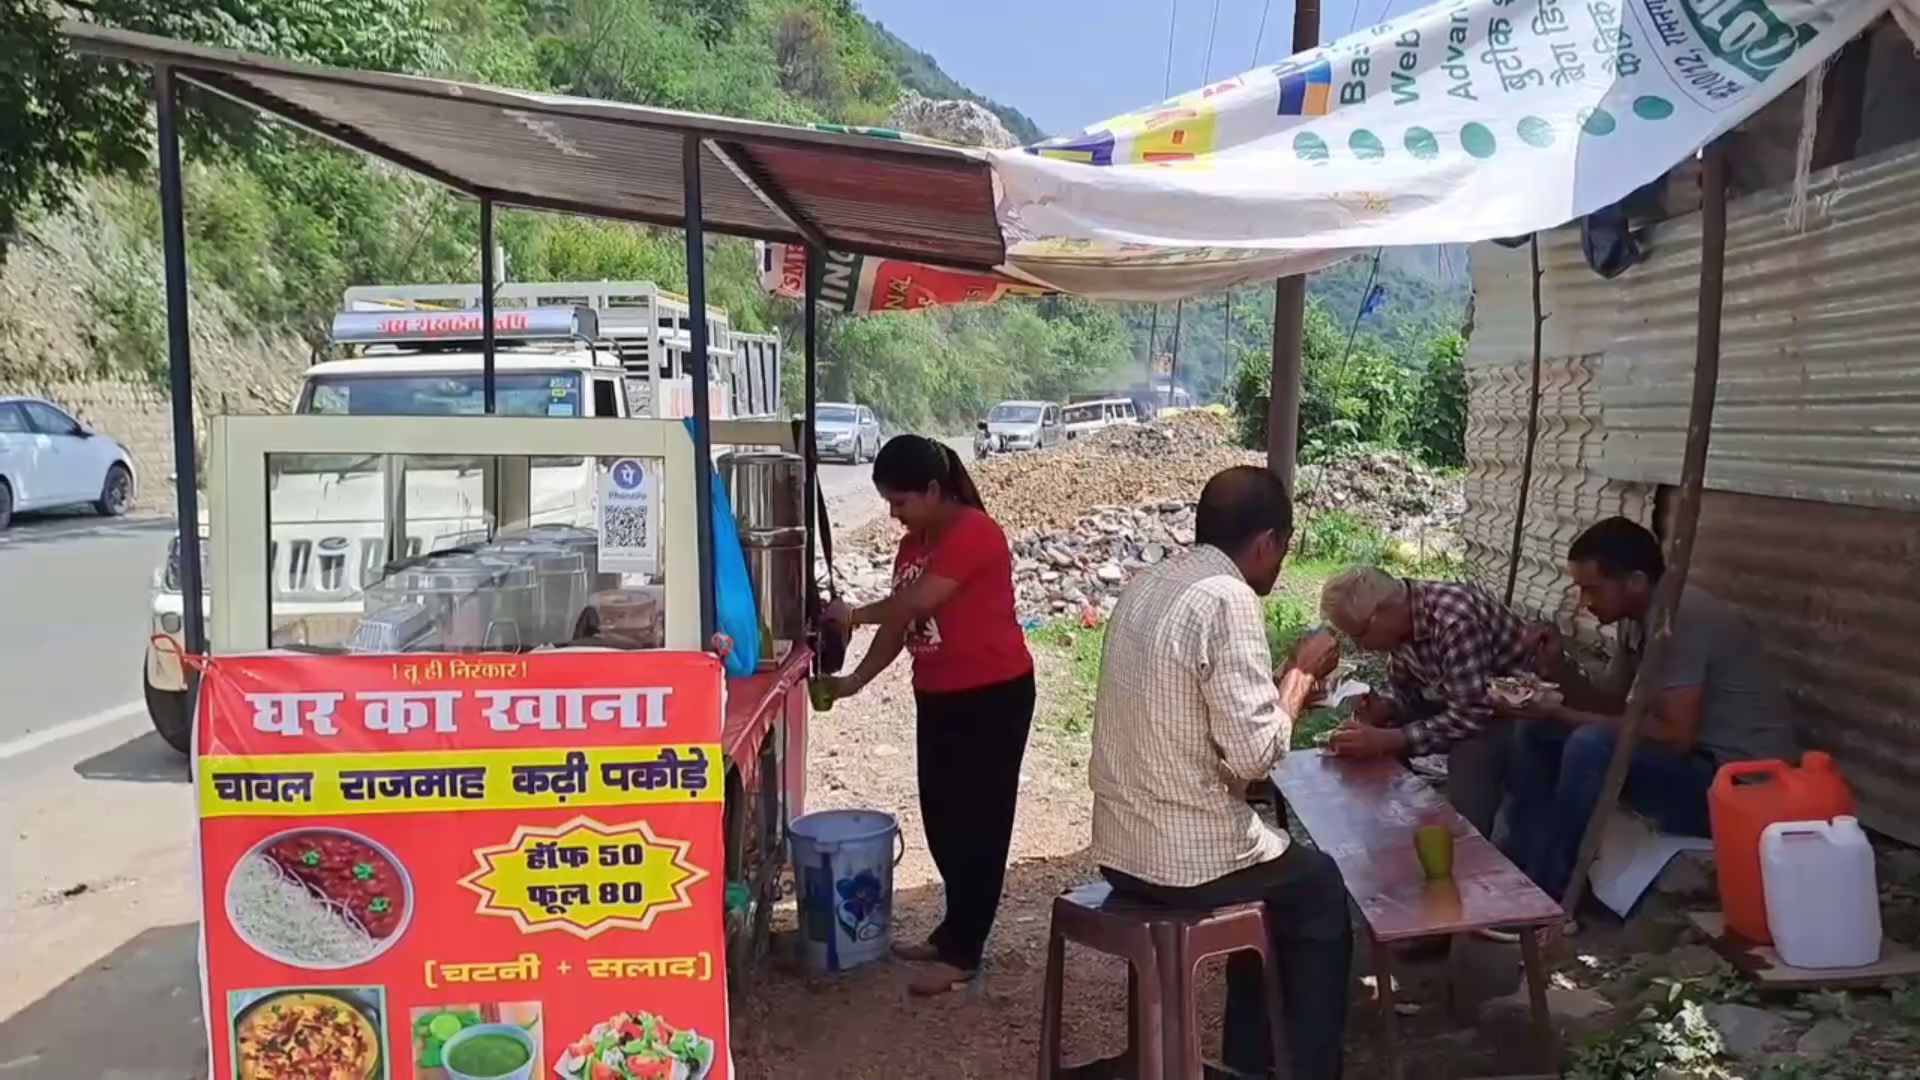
[857,0,1399,138]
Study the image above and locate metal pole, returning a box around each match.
[1144,304,1161,393]
[1165,300,1185,408]
[1265,0,1321,489]
[155,67,205,657]
[682,134,718,642]
[1503,235,1546,607]
[480,198,497,414]
[1560,140,1730,916]
[803,246,822,614]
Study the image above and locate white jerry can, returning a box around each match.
[1759,815,1882,969]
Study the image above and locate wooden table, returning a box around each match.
[1272,750,1566,1079]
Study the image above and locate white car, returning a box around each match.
[1062,398,1142,440]
[814,402,880,463]
[0,395,137,530]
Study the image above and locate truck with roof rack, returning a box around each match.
[143,281,781,751]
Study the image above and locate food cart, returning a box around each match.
[68,21,1013,1078]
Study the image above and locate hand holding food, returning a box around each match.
[1286,627,1341,680]
[1351,692,1395,728]
[1327,720,1408,759]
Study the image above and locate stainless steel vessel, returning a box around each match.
[718,450,807,667]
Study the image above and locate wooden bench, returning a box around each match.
[1271,749,1565,1079]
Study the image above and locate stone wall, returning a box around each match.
[0,179,310,515]
[7,378,180,512]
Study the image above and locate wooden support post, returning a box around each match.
[1504,235,1546,607]
[1560,139,1731,917]
[1264,0,1321,491]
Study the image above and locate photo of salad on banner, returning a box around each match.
[555,1012,715,1080]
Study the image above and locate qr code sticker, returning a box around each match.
[602,504,650,549]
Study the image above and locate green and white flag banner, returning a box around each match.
[987,0,1892,298]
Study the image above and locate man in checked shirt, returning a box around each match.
[1318,566,1535,837]
[1092,466,1347,1080]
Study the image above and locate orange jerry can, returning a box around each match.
[1708,752,1854,944]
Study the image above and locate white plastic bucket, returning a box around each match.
[789,809,902,972]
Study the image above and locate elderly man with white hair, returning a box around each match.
[1318,566,1535,836]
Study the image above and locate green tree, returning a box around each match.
[1410,330,1469,467]
[1,0,444,260]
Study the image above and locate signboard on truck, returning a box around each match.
[193,651,731,1080]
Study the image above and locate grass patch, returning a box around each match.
[1028,622,1105,737]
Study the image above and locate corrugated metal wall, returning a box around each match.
[1461,235,1652,634]
[1600,141,1920,509]
[1462,138,1920,841]
[1662,490,1920,846]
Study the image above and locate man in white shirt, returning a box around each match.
[1091,466,1349,1080]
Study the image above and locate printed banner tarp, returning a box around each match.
[194,652,730,1080]
[765,0,1891,304]
[756,240,1045,314]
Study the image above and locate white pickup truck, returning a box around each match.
[140,286,741,749]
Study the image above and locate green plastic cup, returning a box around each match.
[1414,824,1455,880]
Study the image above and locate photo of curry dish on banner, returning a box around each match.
[226,826,413,968]
[411,1003,543,1080]
[230,986,388,1080]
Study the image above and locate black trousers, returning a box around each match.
[914,670,1036,971]
[1103,844,1352,1080]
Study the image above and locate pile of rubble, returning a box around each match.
[830,415,1465,621]
[1297,446,1467,544]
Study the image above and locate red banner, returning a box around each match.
[195,651,730,1080]
[759,242,1045,314]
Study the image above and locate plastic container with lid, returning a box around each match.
[1760,815,1881,969]
[1708,752,1853,943]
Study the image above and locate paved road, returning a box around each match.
[0,512,172,750]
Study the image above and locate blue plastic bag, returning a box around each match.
[685,420,761,676]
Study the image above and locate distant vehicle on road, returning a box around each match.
[814,402,880,463]
[1062,397,1141,440]
[976,400,1064,456]
[0,395,137,531]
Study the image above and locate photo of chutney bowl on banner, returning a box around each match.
[411,1003,543,1080]
[225,825,413,969]
[554,1011,716,1080]
[230,985,388,1080]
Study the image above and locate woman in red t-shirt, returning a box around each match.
[825,434,1035,995]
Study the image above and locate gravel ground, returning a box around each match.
[729,628,1135,1079]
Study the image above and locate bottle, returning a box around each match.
[1760,816,1881,969]
[1708,752,1853,943]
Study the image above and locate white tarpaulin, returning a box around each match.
[989,0,1891,298]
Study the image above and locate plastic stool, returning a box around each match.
[1037,881,1286,1080]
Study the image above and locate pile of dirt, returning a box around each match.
[846,412,1257,551]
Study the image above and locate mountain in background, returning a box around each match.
[865,20,1048,143]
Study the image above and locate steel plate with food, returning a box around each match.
[1486,674,1563,710]
[226,826,414,969]
[233,989,383,1080]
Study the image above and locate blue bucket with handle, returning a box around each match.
[789,809,903,972]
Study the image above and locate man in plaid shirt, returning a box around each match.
[1320,567,1535,836]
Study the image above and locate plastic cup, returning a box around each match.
[809,678,836,713]
[1414,824,1455,880]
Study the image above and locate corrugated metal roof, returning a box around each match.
[1461,235,1653,634]
[64,24,1008,272]
[1662,489,1920,846]
[1600,140,1920,508]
